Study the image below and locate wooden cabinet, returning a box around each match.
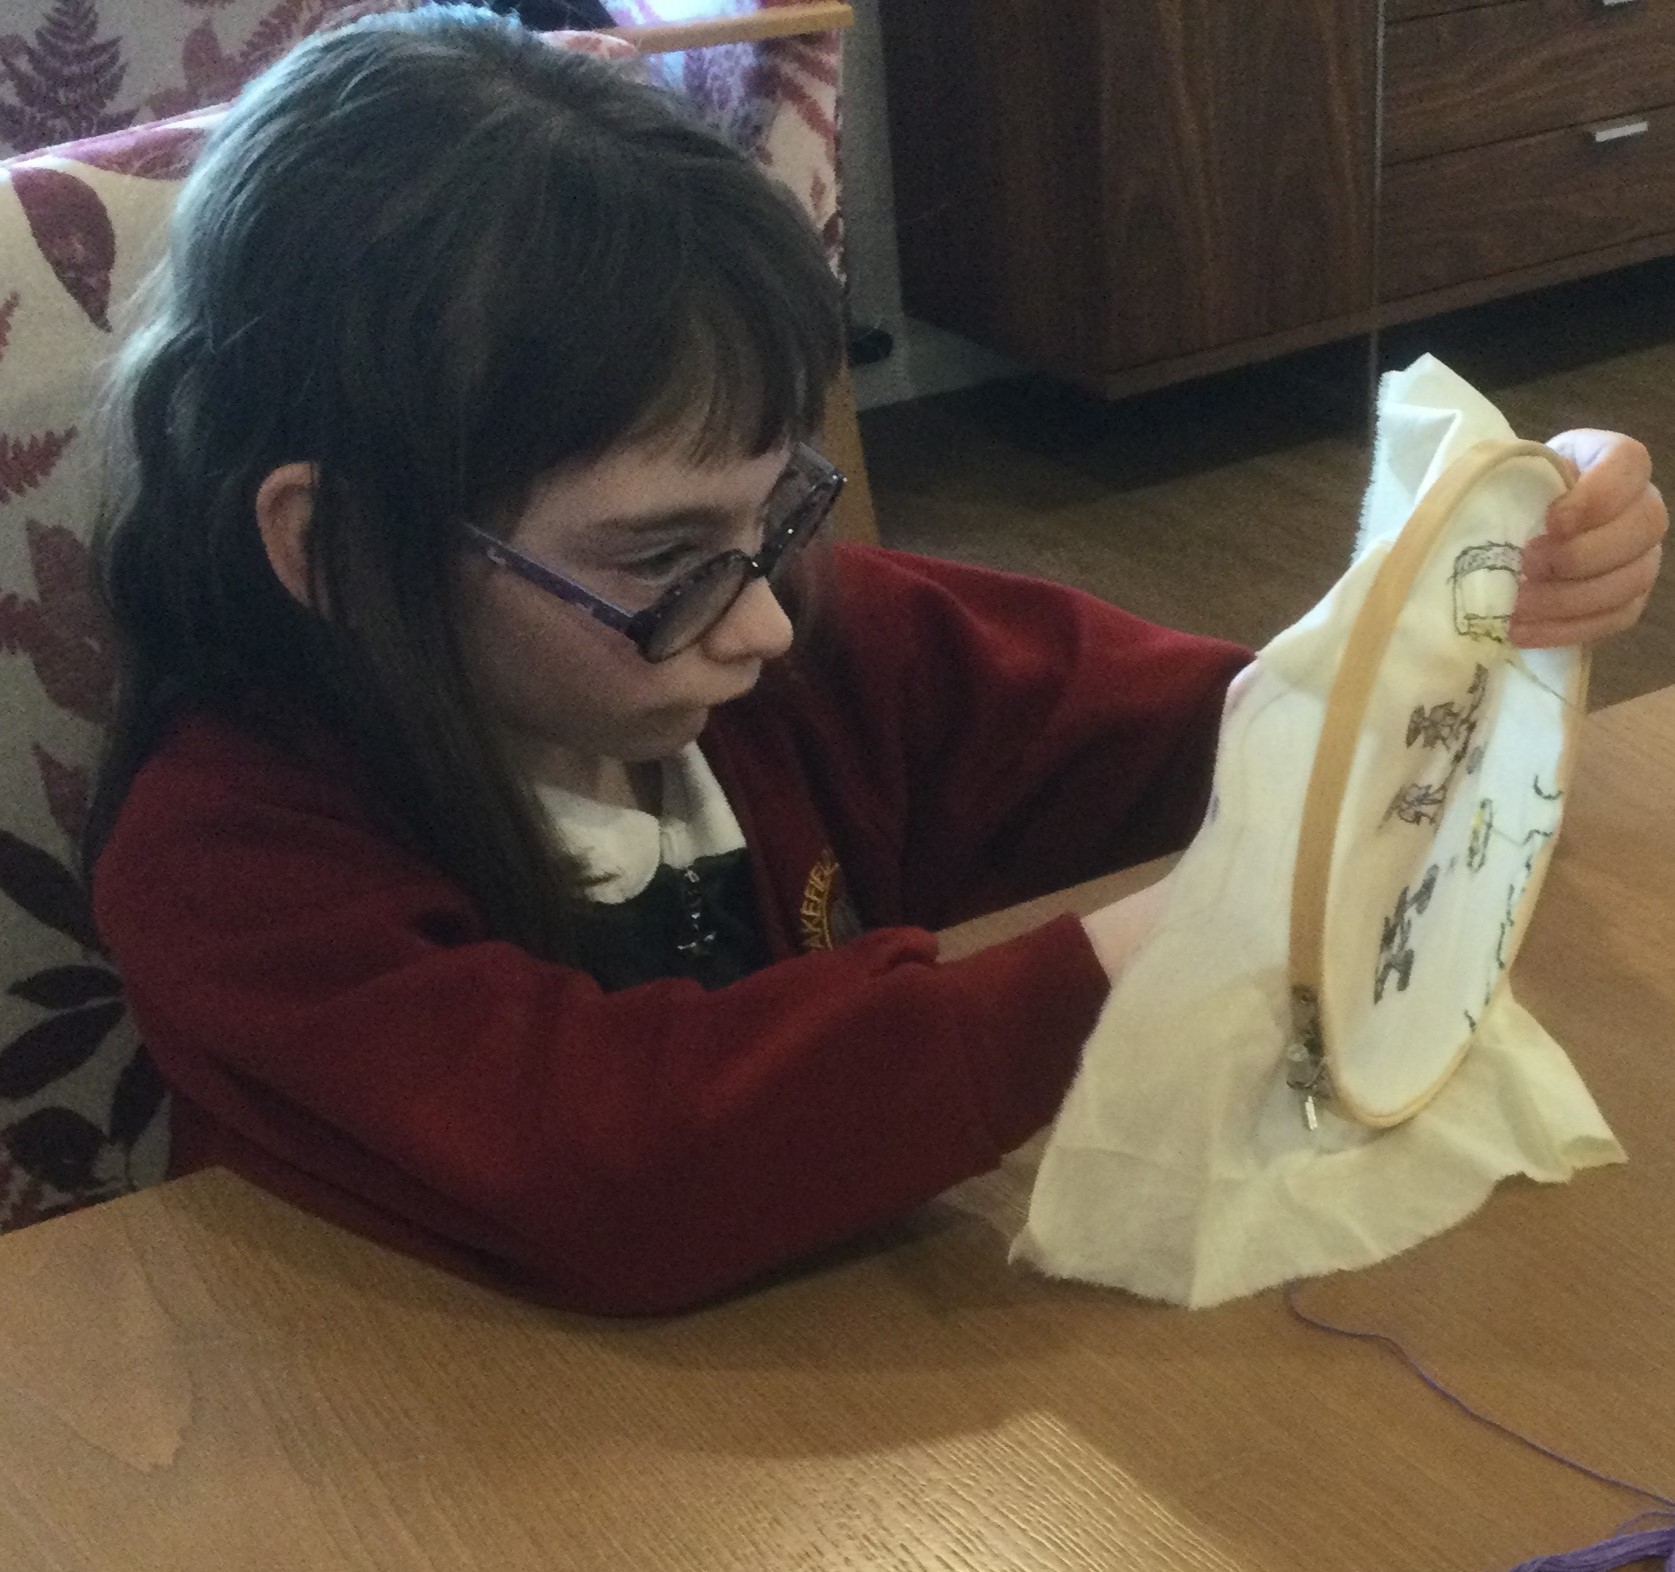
[1382,0,1675,162]
[1380,0,1675,318]
[1382,107,1675,299]
[879,0,1377,395]
[878,0,1675,396]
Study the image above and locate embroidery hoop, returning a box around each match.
[1287,439,1588,1128]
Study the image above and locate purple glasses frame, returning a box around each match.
[462,444,845,663]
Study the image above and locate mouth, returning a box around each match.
[650,673,762,736]
[699,667,764,712]
[652,688,755,744]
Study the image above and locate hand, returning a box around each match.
[1081,873,1173,986]
[1510,429,1666,648]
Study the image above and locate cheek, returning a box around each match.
[460,577,653,732]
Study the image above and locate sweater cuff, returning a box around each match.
[936,912,1109,1155]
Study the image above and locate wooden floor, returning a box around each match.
[861,256,1675,710]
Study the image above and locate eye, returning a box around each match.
[622,542,703,582]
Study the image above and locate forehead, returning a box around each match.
[516,436,792,541]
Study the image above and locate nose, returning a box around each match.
[700,574,794,664]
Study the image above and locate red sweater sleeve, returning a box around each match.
[93,721,1107,1315]
[774,547,1252,928]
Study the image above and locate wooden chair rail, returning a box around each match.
[609,2,853,56]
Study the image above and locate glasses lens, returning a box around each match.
[643,555,751,662]
[637,450,843,662]
[761,469,840,581]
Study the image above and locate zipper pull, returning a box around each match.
[675,866,718,958]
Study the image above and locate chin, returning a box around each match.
[626,707,712,758]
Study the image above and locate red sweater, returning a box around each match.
[93,546,1247,1313]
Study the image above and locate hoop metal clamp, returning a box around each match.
[1285,986,1333,1131]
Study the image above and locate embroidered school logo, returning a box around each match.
[798,847,859,951]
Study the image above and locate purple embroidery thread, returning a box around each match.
[1283,1284,1675,1572]
[1504,1522,1675,1571]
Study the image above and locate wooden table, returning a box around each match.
[4,692,1673,1572]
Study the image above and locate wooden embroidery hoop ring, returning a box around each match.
[1288,439,1588,1128]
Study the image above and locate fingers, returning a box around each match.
[1491,430,1664,648]
[1543,431,1653,535]
[1508,595,1655,649]
[1522,483,1667,582]
[1511,541,1662,646]
[1513,435,1666,646]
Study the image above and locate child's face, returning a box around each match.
[459,434,796,792]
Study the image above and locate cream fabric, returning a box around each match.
[1014,356,1624,1309]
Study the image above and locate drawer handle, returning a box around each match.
[1590,117,1650,144]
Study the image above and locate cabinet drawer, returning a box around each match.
[1385,0,1675,165]
[1381,105,1675,298]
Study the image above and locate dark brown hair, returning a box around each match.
[86,2,844,958]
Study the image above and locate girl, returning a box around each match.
[88,5,1664,1314]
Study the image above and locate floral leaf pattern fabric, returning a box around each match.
[2,106,185,1228]
[4,1104,109,1191]
[52,117,208,180]
[11,165,116,326]
[0,0,135,157]
[32,743,93,842]
[0,290,80,509]
[0,0,366,158]
[0,831,102,952]
[8,962,121,1008]
[604,1,843,275]
[2,522,116,722]
[106,1044,165,1147]
[0,1,846,1233]
[147,0,334,121]
[0,427,74,504]
[0,1000,125,1099]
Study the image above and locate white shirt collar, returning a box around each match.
[534,744,745,904]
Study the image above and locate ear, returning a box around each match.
[255,462,319,607]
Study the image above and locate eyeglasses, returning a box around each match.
[462,443,844,663]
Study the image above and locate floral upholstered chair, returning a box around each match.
[606,1,845,270]
[1,0,845,262]
[0,1,858,1231]
[0,0,369,159]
